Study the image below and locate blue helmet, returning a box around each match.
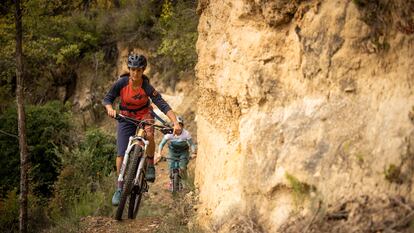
[128,54,147,69]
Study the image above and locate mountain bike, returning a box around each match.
[114,113,172,220]
[168,156,182,193]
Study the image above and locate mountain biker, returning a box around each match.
[103,54,182,206]
[156,116,196,190]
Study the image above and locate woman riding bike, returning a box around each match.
[103,54,181,205]
[156,116,196,190]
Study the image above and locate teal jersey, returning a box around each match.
[159,129,196,153]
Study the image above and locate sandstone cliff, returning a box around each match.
[194,0,414,232]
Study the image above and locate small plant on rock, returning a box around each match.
[384,164,403,184]
[286,173,315,207]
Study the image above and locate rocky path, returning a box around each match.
[80,160,197,233]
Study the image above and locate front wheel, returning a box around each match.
[115,146,142,220]
[172,169,180,193]
[128,159,146,219]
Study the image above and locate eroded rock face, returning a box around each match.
[195,0,414,232]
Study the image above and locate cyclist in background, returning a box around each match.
[103,54,182,206]
[156,116,196,190]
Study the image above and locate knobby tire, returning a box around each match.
[115,146,142,220]
[173,171,180,193]
[128,159,146,219]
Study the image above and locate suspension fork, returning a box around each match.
[118,137,136,183]
[117,129,149,183]
[134,129,149,186]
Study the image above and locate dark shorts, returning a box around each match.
[116,113,154,156]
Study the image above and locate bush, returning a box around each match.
[49,127,115,217]
[0,101,72,198]
[0,189,51,233]
[156,0,199,71]
[0,189,19,233]
[80,128,116,178]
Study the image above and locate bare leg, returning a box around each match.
[147,137,155,158]
[143,114,155,159]
[145,127,156,182]
[116,156,123,175]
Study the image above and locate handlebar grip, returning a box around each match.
[161,128,173,135]
[114,113,122,121]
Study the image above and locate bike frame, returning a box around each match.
[118,128,149,185]
[114,113,172,220]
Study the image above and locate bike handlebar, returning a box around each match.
[114,113,173,135]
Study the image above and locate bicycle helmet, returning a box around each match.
[177,116,184,125]
[127,54,147,69]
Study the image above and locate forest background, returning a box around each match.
[0,0,198,232]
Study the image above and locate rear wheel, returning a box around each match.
[128,159,146,219]
[115,146,142,220]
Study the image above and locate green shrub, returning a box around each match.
[0,189,50,233]
[0,101,72,198]
[48,167,115,233]
[80,128,116,178]
[285,173,315,207]
[384,164,402,184]
[50,128,115,216]
[0,189,19,233]
[156,0,199,71]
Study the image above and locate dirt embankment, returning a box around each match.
[195,0,414,232]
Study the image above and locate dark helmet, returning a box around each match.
[177,116,184,125]
[128,54,147,69]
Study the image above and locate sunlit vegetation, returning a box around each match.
[0,0,199,231]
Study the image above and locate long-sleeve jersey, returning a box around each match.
[159,129,196,153]
[102,74,171,118]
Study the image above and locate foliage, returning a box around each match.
[0,0,199,231]
[0,122,116,232]
[80,128,116,177]
[47,146,115,233]
[0,189,19,233]
[0,189,52,233]
[49,127,115,218]
[0,101,72,198]
[111,0,163,43]
[384,164,403,184]
[0,0,199,107]
[156,0,199,71]
[285,173,315,207]
[0,1,116,106]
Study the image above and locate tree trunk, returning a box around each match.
[14,0,29,232]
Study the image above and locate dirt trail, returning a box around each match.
[80,160,197,233]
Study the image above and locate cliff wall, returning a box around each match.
[194,0,414,232]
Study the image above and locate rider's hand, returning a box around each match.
[173,121,182,135]
[105,105,117,118]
